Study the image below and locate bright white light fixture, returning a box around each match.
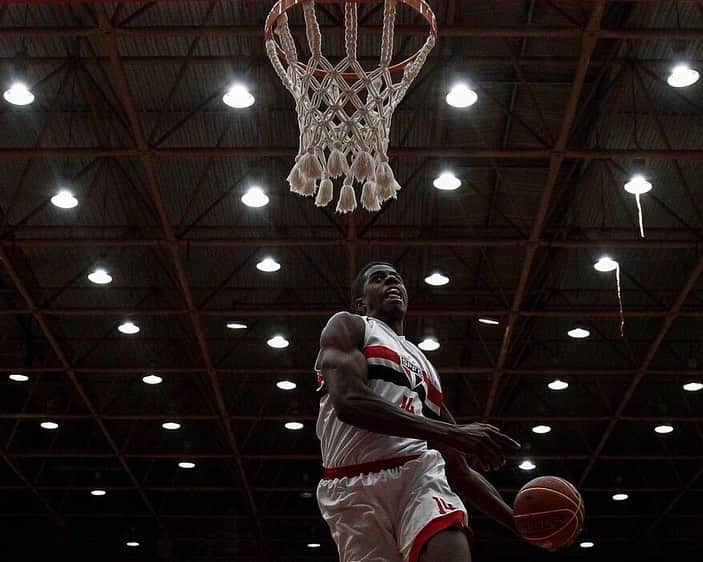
[532,425,552,434]
[241,186,269,208]
[654,424,674,434]
[178,461,196,469]
[624,175,652,195]
[161,421,181,431]
[88,268,112,285]
[257,257,281,272]
[424,272,449,286]
[3,82,34,106]
[519,460,536,471]
[580,541,595,549]
[594,256,618,272]
[276,380,297,391]
[267,335,289,349]
[478,318,500,326]
[567,326,590,339]
[548,379,569,391]
[118,321,140,335]
[223,84,255,108]
[683,381,703,392]
[446,84,478,108]
[667,64,700,88]
[307,543,321,549]
[142,374,162,385]
[40,421,59,430]
[226,322,247,330]
[433,172,462,191]
[9,373,29,382]
[418,337,440,351]
[90,489,107,496]
[285,421,304,431]
[126,541,140,547]
[612,493,629,501]
[50,189,78,209]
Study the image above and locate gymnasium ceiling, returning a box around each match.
[1,1,702,560]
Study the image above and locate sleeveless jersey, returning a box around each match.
[315,316,444,469]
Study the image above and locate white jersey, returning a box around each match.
[315,316,444,469]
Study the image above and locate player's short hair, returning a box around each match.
[351,262,395,301]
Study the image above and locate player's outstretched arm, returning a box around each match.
[433,405,517,534]
[319,312,521,468]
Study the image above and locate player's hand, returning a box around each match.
[447,423,521,472]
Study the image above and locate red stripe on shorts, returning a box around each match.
[409,511,470,562]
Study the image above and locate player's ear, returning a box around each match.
[354,297,367,315]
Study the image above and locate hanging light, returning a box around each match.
[223,84,255,108]
[50,189,78,209]
[267,335,289,349]
[9,373,29,382]
[285,421,304,430]
[90,489,107,496]
[424,272,449,286]
[667,63,700,88]
[3,81,34,106]
[256,257,280,272]
[478,318,500,326]
[161,421,181,431]
[88,268,112,285]
[594,256,624,336]
[580,541,595,549]
[624,175,652,238]
[654,424,674,434]
[612,492,629,501]
[567,325,590,339]
[418,337,440,351]
[683,381,702,392]
[226,321,247,330]
[118,321,140,335]
[178,461,196,469]
[40,421,59,430]
[519,460,536,471]
[276,380,297,390]
[433,172,462,191]
[241,186,269,208]
[531,425,552,434]
[446,84,478,108]
[548,379,569,391]
[142,373,163,385]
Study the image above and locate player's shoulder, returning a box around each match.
[323,311,365,333]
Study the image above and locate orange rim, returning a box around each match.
[264,0,437,80]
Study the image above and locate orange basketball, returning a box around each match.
[513,476,585,550]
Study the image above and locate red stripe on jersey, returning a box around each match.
[422,371,443,407]
[364,345,400,366]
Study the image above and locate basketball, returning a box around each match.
[513,476,585,550]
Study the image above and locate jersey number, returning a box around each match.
[400,395,415,414]
[433,496,456,515]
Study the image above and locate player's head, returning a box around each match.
[352,262,408,319]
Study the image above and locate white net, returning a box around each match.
[266,0,436,213]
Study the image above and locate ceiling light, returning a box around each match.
[40,421,59,430]
[125,541,140,547]
[223,84,255,108]
[683,381,702,392]
[579,541,595,549]
[654,424,674,434]
[307,543,321,549]
[548,379,569,391]
[8,373,29,382]
[3,82,34,106]
[90,489,107,496]
[300,491,313,499]
[276,380,297,390]
[256,257,280,272]
[267,335,289,349]
[241,186,269,208]
[161,421,181,431]
[88,268,112,285]
[226,321,247,330]
[433,172,462,191]
[118,321,140,335]
[519,460,536,471]
[446,84,478,108]
[532,425,551,434]
[567,326,590,339]
[612,493,629,501]
[418,337,440,351]
[667,64,700,88]
[594,256,618,272]
[178,461,196,469]
[50,189,78,209]
[285,421,304,431]
[424,272,449,286]
[478,318,500,326]
[142,374,162,385]
[624,175,652,195]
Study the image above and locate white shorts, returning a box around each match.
[317,449,471,562]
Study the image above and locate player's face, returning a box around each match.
[357,265,408,318]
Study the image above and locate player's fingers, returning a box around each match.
[487,428,522,450]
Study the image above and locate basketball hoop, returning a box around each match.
[265,0,437,213]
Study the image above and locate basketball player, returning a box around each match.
[315,262,521,562]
